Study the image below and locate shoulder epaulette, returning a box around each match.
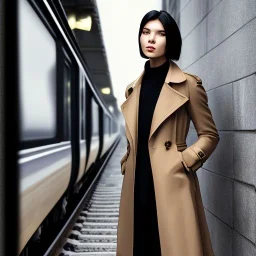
[183,72,202,84]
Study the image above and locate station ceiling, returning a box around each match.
[60,0,117,114]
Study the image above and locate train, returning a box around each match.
[16,0,120,254]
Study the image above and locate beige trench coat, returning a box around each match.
[117,59,219,256]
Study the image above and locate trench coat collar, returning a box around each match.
[131,59,187,89]
[120,59,188,155]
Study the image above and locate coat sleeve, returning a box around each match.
[179,79,220,172]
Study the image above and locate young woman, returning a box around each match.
[117,10,219,256]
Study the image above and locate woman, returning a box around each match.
[117,10,219,256]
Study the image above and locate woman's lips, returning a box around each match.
[146,47,155,51]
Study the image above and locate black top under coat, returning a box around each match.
[133,59,169,255]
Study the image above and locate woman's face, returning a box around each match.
[140,19,166,59]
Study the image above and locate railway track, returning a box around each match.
[43,137,126,256]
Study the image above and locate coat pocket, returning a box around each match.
[175,143,189,175]
[175,145,189,175]
[175,145,197,192]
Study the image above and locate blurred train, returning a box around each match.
[17,0,120,254]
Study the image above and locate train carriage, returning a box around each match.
[16,0,120,254]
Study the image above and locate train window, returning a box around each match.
[113,122,117,133]
[112,121,115,133]
[63,63,71,140]
[92,98,99,136]
[104,115,107,135]
[80,76,86,140]
[111,121,113,134]
[104,115,109,136]
[18,0,57,141]
[109,118,111,136]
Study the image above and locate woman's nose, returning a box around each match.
[148,34,156,43]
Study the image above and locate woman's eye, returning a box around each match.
[142,31,165,36]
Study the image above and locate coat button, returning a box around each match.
[198,151,205,158]
[164,140,172,150]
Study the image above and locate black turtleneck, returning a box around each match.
[133,59,169,256]
[137,59,170,144]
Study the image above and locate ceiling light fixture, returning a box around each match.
[101,87,111,94]
[68,14,92,31]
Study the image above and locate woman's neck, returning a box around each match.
[149,56,168,68]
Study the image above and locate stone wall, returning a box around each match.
[163,1,256,255]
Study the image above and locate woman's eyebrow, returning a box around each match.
[143,27,165,32]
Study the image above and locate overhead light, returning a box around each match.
[68,15,76,30]
[76,16,92,31]
[109,105,114,113]
[68,14,92,31]
[101,87,111,94]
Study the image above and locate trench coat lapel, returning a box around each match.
[120,60,188,156]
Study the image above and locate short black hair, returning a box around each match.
[138,10,182,61]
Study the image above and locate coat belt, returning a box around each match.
[122,141,187,162]
[176,141,187,151]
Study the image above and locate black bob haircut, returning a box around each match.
[138,10,182,61]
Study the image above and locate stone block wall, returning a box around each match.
[163,1,256,255]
